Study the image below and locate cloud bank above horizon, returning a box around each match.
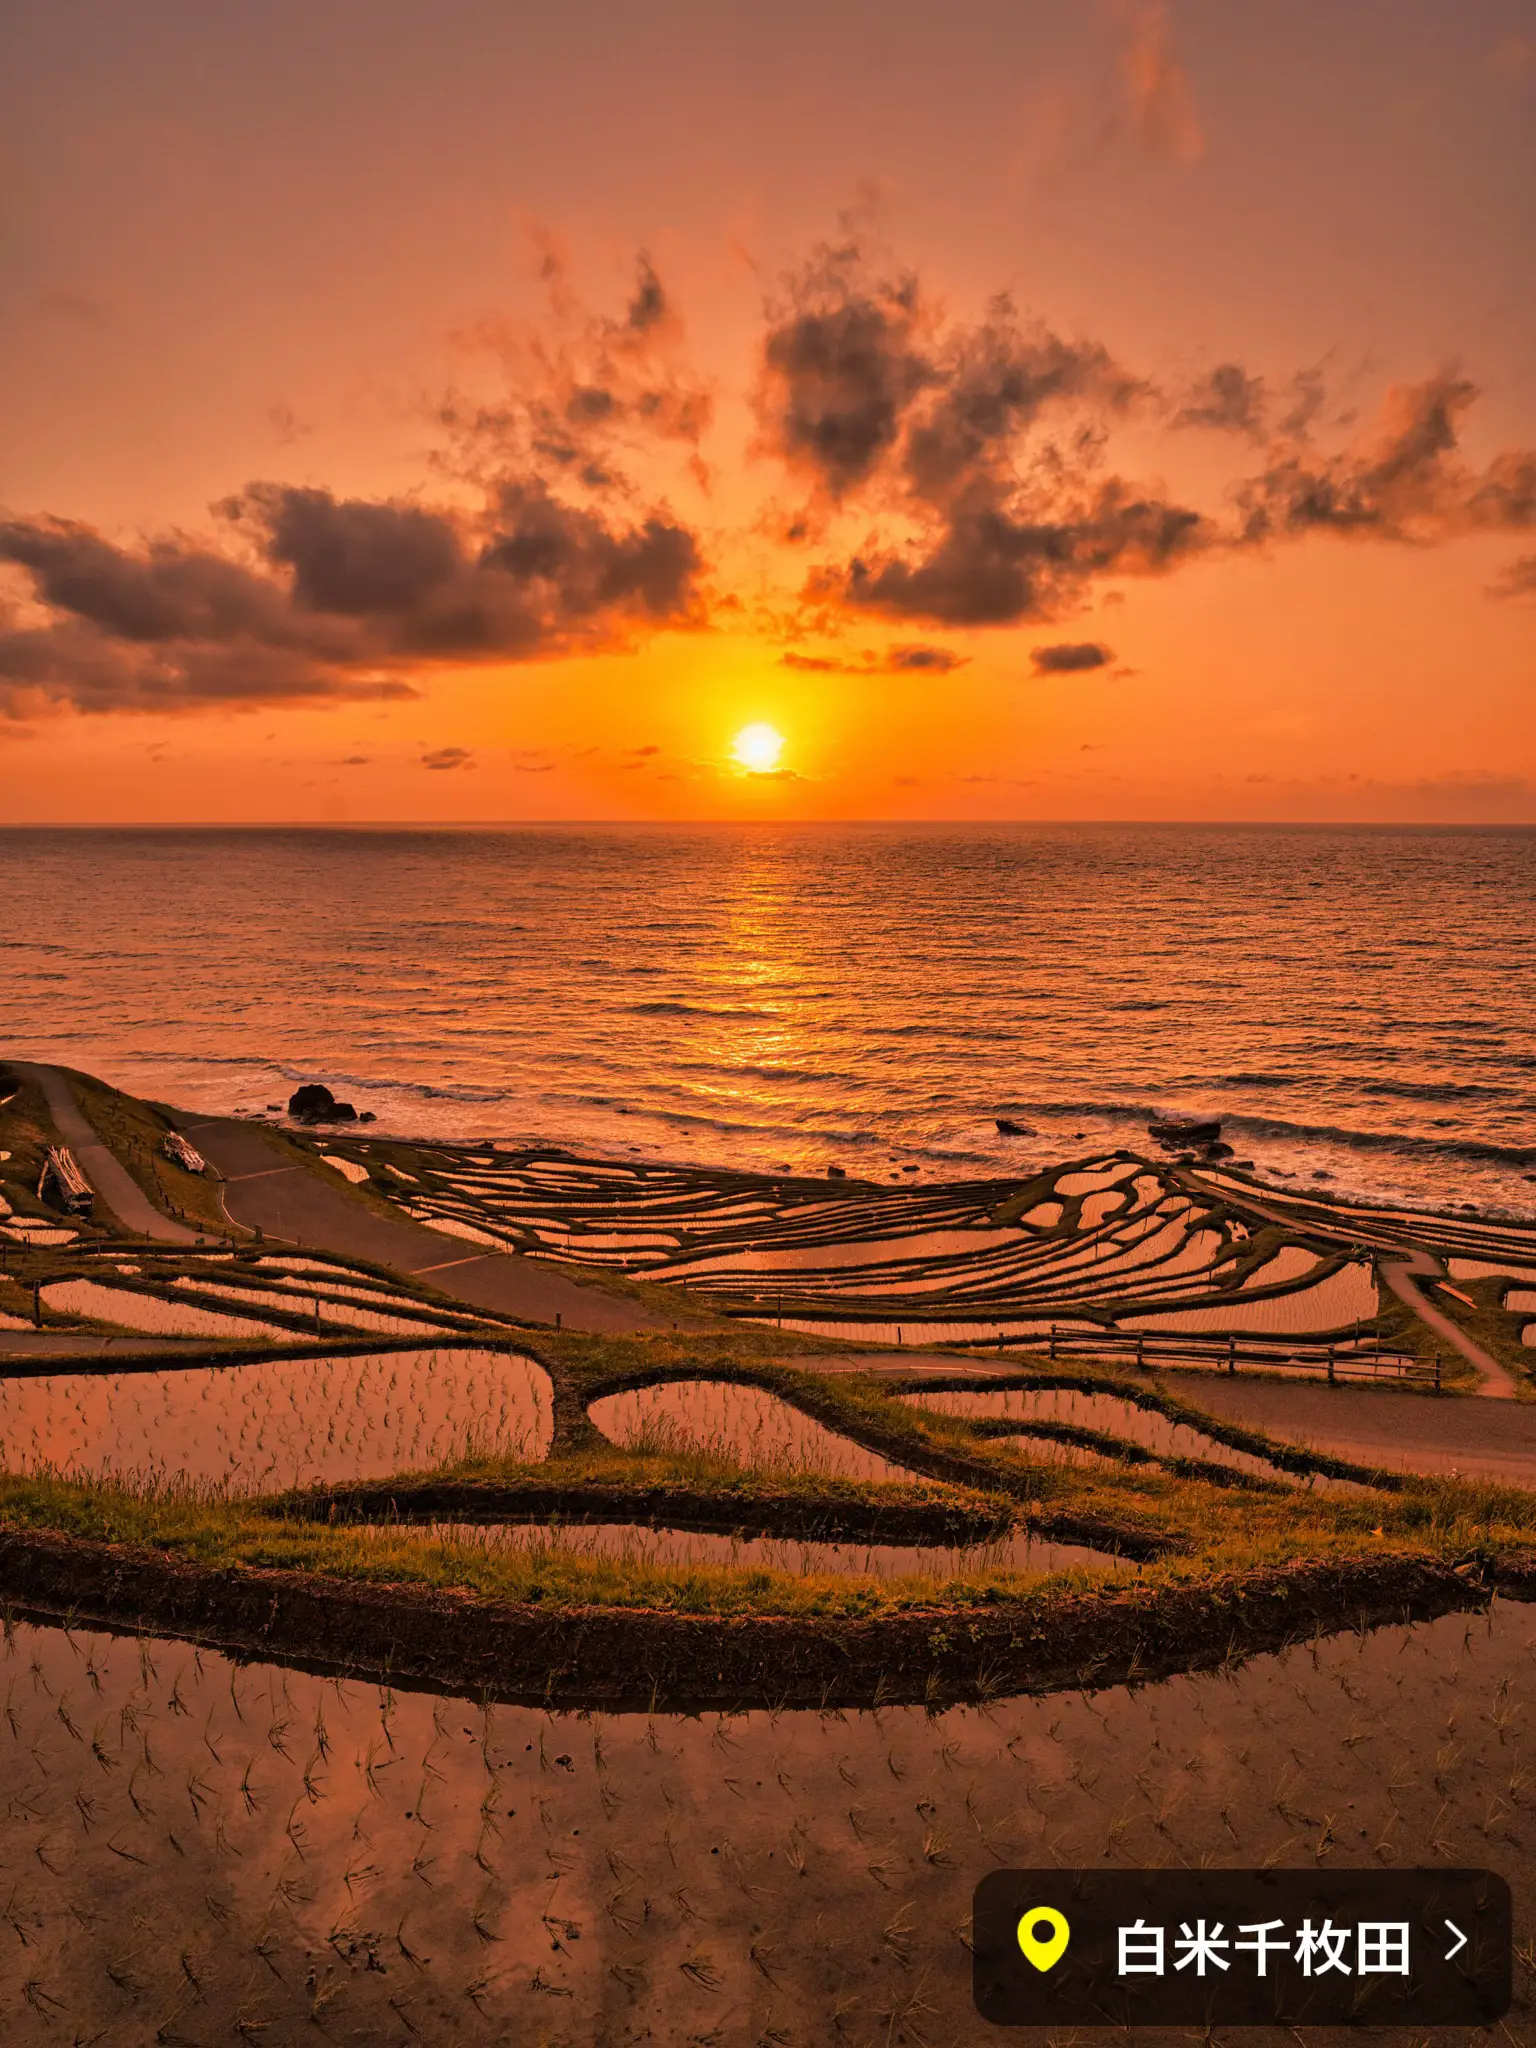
[1,233,1531,728]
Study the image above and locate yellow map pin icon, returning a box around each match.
[1017,1906,1070,1972]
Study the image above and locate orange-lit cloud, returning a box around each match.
[2,234,1533,759]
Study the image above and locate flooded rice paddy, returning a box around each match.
[900,1385,1303,1484]
[41,1279,297,1342]
[587,1381,921,1482]
[0,1348,553,1492]
[0,1599,1530,2046]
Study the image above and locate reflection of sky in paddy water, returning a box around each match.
[902,1386,1298,1485]
[588,1381,921,1482]
[0,1349,553,1491]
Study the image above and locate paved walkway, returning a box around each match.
[182,1116,675,1336]
[14,1064,200,1245]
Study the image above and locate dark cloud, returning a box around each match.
[1490,554,1536,600]
[1232,372,1536,544]
[779,642,968,674]
[763,241,1197,627]
[441,251,711,495]
[1030,641,1114,674]
[886,643,967,672]
[0,475,703,718]
[625,256,669,335]
[1172,363,1268,437]
[758,242,1133,513]
[758,244,930,498]
[420,746,474,771]
[839,487,1204,627]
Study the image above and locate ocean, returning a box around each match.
[2,823,1533,1216]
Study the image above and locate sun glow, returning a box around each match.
[731,722,786,774]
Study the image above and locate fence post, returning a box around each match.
[1434,1353,1442,1394]
[33,1281,41,1328]
[1327,1345,1336,1386]
[1136,1334,1145,1371]
[897,1326,903,1347]
[1049,1325,1057,1360]
[1228,1334,1236,1376]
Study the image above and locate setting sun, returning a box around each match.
[731,722,786,774]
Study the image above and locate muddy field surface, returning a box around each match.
[1,1602,1531,2047]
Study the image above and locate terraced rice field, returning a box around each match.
[2,1601,1532,2046]
[359,1142,1439,1361]
[41,1279,296,1342]
[0,1347,553,1490]
[588,1381,921,1483]
[19,1246,503,1352]
[902,1385,1304,1483]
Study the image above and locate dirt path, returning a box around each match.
[1379,1245,1520,1399]
[1195,1175,1521,1401]
[1160,1370,1536,1483]
[182,1116,675,1336]
[784,1347,1536,1482]
[14,1064,201,1245]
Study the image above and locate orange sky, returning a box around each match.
[1,1,1532,823]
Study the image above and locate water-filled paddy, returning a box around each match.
[41,1278,290,1341]
[0,1347,553,1490]
[1,1600,1530,2045]
[177,1277,459,1335]
[1118,1259,1379,1333]
[588,1381,920,1481]
[901,1385,1302,1483]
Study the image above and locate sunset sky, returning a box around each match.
[1,0,1533,823]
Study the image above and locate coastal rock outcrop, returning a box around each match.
[1148,1116,1222,1149]
[288,1083,358,1124]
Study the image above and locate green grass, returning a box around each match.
[2,1437,1533,1619]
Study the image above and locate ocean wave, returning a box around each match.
[626,1002,778,1020]
[1215,1110,1536,1169]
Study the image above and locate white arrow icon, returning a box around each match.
[1444,1920,1468,1962]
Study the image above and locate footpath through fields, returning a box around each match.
[182,1116,674,1336]
[13,1064,201,1245]
[788,1348,1536,1485]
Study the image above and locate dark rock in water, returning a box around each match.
[1148,1116,1223,1147]
[358,1112,377,1124]
[1201,1140,1235,1159]
[827,1165,848,1179]
[995,1118,1037,1137]
[1312,1169,1333,1181]
[288,1083,358,1124]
